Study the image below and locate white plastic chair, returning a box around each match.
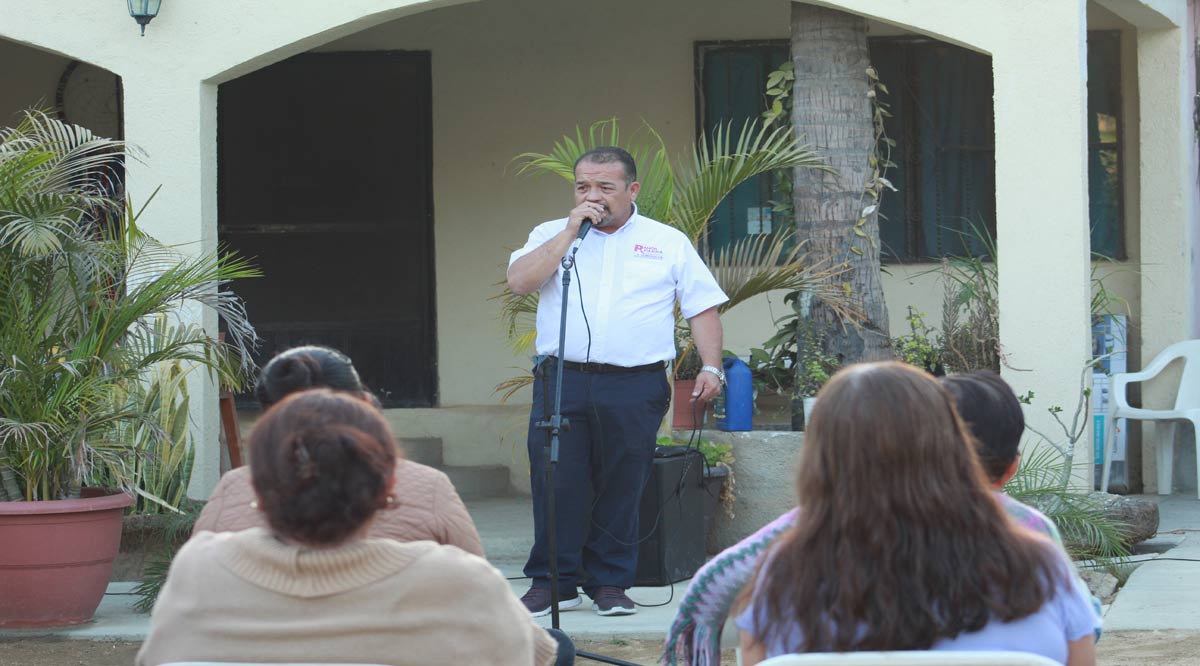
[1100,339,1200,498]
[758,651,1059,665]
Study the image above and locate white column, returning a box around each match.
[122,74,224,499]
[1136,16,1197,493]
[994,1,1096,483]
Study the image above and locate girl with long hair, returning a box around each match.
[737,362,1097,665]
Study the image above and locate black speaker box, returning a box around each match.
[634,447,707,587]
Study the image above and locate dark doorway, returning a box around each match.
[218,51,436,407]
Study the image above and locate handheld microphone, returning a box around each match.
[562,218,592,270]
[567,218,593,255]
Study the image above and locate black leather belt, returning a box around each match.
[549,357,665,374]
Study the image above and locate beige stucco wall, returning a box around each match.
[0,0,476,498]
[322,0,1146,399]
[320,0,803,409]
[324,0,1097,484]
[1127,0,1197,492]
[1,0,1190,496]
[1191,0,1200,343]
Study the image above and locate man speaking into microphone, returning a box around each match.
[507,147,727,617]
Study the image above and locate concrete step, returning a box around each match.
[443,465,511,500]
[393,436,510,501]
[467,496,533,576]
[396,436,442,467]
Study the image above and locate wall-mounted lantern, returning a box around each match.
[128,0,163,36]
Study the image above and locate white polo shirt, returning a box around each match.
[508,207,728,367]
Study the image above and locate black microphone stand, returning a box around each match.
[534,233,639,666]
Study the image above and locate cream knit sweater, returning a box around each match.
[137,529,556,666]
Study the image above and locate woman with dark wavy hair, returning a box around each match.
[737,362,1097,665]
[139,390,558,666]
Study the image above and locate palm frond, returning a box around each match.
[0,109,127,259]
[489,281,540,354]
[493,372,535,403]
[673,120,828,241]
[512,118,676,222]
[707,230,862,324]
[0,108,258,501]
[1006,445,1131,560]
[512,118,622,181]
[626,123,674,223]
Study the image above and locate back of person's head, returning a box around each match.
[798,361,988,514]
[254,345,367,408]
[939,371,1025,482]
[249,389,397,546]
[753,361,1057,653]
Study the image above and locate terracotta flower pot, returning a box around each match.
[672,379,708,429]
[0,490,134,627]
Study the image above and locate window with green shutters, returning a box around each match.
[870,38,996,261]
[695,34,1124,261]
[695,41,791,256]
[1086,31,1125,259]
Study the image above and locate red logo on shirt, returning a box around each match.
[633,244,663,260]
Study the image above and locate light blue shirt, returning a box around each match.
[736,547,1099,664]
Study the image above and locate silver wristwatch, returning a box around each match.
[699,365,727,386]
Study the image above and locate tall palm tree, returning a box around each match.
[495,118,860,397]
[790,3,892,363]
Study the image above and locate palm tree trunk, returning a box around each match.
[790,3,891,367]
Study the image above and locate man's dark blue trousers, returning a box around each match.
[523,358,670,596]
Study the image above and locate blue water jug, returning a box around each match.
[716,357,753,431]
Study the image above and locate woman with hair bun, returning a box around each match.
[138,390,558,666]
[253,344,374,407]
[193,345,484,557]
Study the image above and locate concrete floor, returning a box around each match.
[4,493,1200,646]
[1103,494,1200,631]
[0,494,691,643]
[470,496,690,641]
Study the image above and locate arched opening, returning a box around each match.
[0,39,126,211]
[217,50,437,408]
[0,39,122,139]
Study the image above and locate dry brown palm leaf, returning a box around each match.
[706,230,864,325]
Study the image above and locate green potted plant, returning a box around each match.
[0,110,258,626]
[892,307,946,376]
[795,358,830,425]
[747,305,804,425]
[792,320,838,431]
